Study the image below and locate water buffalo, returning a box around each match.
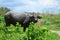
[4,11,42,31]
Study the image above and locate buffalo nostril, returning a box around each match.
[35,20,37,22]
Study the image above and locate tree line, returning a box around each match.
[0,7,11,15]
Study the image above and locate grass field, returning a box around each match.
[36,13,60,30]
[0,13,60,40]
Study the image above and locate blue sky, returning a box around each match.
[0,0,60,13]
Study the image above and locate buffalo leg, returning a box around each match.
[23,27,26,31]
[23,23,27,31]
[5,21,10,26]
[23,23,29,31]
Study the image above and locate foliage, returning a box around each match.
[0,16,60,40]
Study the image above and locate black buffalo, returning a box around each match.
[4,12,42,31]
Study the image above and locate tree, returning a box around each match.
[0,7,11,15]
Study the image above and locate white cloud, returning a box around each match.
[37,0,58,7]
[0,0,60,12]
[13,0,59,12]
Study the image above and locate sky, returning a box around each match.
[0,0,60,13]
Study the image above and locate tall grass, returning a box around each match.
[0,16,59,40]
[0,22,59,40]
[0,14,60,40]
[39,13,60,30]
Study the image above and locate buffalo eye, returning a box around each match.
[30,16,34,18]
[30,16,34,19]
[30,16,35,21]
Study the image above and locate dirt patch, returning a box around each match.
[50,30,60,36]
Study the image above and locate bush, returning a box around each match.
[0,22,59,40]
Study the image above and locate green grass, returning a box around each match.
[36,13,60,30]
[0,22,60,40]
[0,13,60,40]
